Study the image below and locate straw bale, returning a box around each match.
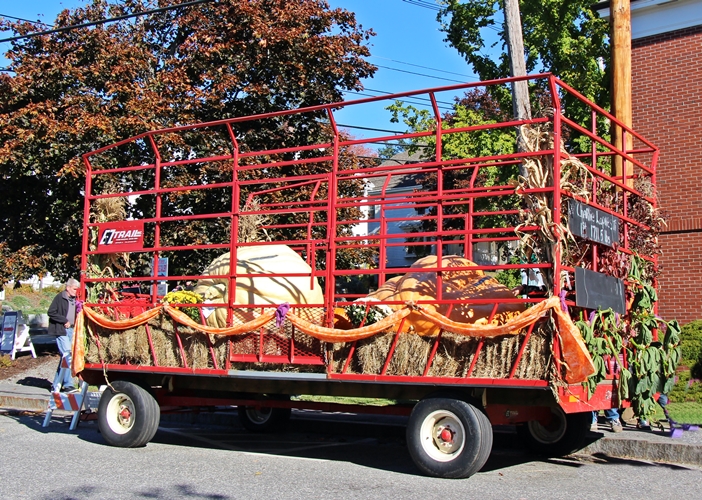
[82,309,553,380]
[149,321,181,367]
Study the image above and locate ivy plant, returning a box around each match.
[577,254,682,421]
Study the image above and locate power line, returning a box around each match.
[400,0,501,32]
[371,55,477,81]
[374,64,467,84]
[401,0,442,12]
[344,90,451,112]
[362,87,455,108]
[0,0,215,43]
[0,14,52,28]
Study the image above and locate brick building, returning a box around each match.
[599,0,702,324]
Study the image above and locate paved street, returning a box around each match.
[1,412,700,500]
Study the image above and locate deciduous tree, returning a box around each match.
[438,0,610,118]
[0,0,377,281]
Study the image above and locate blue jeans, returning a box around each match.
[52,328,75,391]
[592,409,619,424]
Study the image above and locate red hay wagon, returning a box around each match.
[75,74,659,478]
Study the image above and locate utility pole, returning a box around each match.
[611,0,633,187]
[503,0,531,178]
[504,0,531,122]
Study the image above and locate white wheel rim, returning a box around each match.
[245,407,272,425]
[419,409,466,462]
[527,409,567,444]
[106,393,135,435]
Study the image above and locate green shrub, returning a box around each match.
[669,370,702,403]
[0,355,11,368]
[680,320,702,366]
[494,268,521,290]
[667,320,702,403]
[8,295,31,311]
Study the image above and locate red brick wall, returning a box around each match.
[658,232,702,324]
[632,25,702,324]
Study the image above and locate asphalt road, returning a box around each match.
[1,413,700,500]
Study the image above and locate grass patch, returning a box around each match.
[667,402,702,425]
[2,284,62,316]
[667,320,702,405]
[646,401,702,425]
[291,395,400,406]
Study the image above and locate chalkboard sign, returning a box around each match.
[1,311,18,353]
[575,267,626,314]
[568,199,620,248]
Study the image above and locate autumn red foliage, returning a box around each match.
[0,0,377,282]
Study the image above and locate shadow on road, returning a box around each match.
[6,411,688,478]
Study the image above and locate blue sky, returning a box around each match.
[0,0,486,138]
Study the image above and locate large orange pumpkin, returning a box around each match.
[369,255,525,336]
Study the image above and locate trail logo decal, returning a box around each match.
[96,221,144,253]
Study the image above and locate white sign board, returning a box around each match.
[151,257,169,296]
[1,311,18,353]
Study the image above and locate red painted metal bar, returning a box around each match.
[423,330,443,377]
[341,341,357,375]
[144,323,159,367]
[328,372,549,388]
[172,325,189,369]
[508,321,537,379]
[380,330,402,376]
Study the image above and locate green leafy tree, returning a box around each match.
[0,0,377,281]
[387,88,519,258]
[438,0,610,122]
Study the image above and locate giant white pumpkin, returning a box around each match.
[193,245,324,328]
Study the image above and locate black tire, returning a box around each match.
[516,408,590,457]
[98,380,160,448]
[238,403,292,432]
[406,397,493,479]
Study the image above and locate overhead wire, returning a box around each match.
[0,14,52,27]
[1,0,473,127]
[0,0,216,43]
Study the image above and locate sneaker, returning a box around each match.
[637,421,651,431]
[590,422,599,432]
[61,386,79,394]
[610,420,623,433]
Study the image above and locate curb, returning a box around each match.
[0,394,48,413]
[0,390,50,413]
[580,432,702,466]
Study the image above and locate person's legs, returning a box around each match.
[51,329,75,392]
[604,408,622,432]
[61,328,75,389]
[591,411,599,431]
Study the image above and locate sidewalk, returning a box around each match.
[2,380,701,467]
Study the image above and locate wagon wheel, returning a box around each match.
[238,395,292,432]
[516,407,590,457]
[98,380,160,448]
[406,397,493,479]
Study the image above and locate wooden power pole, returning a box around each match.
[611,0,633,187]
[504,0,531,122]
[503,0,531,178]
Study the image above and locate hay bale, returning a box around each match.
[427,334,477,378]
[150,320,181,367]
[386,334,433,376]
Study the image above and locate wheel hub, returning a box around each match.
[432,419,460,453]
[439,427,454,444]
[118,405,132,425]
